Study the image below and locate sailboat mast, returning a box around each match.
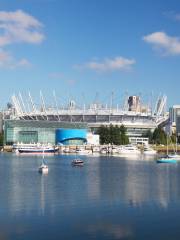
[167,134,168,156]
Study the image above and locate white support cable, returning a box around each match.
[53,90,60,121]
[40,90,48,120]
[19,92,26,114]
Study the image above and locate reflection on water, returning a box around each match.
[0,153,180,239]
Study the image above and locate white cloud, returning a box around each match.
[75,56,135,72]
[0,10,44,69]
[0,49,31,69]
[0,9,44,46]
[143,31,180,56]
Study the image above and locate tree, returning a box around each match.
[97,124,129,145]
[152,127,167,145]
[0,132,3,146]
[119,125,129,145]
[142,130,153,144]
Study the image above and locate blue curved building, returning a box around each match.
[56,129,87,145]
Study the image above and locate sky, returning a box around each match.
[0,0,180,109]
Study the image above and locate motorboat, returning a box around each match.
[111,146,119,154]
[63,148,76,154]
[75,148,90,155]
[118,145,141,155]
[72,158,84,166]
[167,153,180,160]
[92,146,100,153]
[143,146,157,155]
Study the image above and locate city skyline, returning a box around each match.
[0,0,180,107]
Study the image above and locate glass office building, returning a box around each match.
[4,120,87,145]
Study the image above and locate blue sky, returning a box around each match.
[0,0,180,108]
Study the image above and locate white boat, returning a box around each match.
[72,158,84,166]
[75,148,90,155]
[63,148,76,154]
[14,143,58,154]
[167,153,180,160]
[111,146,119,154]
[143,146,157,155]
[118,145,141,155]
[38,148,49,173]
[92,146,100,153]
[39,162,49,173]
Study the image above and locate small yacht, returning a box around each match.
[75,148,90,155]
[72,158,84,166]
[63,148,76,154]
[143,146,157,155]
[118,145,141,155]
[167,153,180,160]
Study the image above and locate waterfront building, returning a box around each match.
[176,109,180,137]
[2,92,168,145]
[129,137,149,145]
[169,105,180,134]
[4,120,87,145]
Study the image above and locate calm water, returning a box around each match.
[0,153,180,239]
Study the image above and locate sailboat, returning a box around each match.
[157,135,177,164]
[167,136,180,160]
[38,149,49,173]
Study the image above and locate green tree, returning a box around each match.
[142,130,153,144]
[152,127,167,145]
[119,125,129,145]
[0,132,3,146]
[97,124,129,145]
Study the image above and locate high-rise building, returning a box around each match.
[128,96,141,112]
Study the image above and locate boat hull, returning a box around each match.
[18,148,58,154]
[157,158,177,164]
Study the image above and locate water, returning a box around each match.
[0,153,180,239]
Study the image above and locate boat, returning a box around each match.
[157,135,177,164]
[38,152,49,173]
[167,137,180,159]
[63,148,76,154]
[15,143,58,154]
[156,158,177,164]
[38,162,49,173]
[75,148,90,155]
[143,145,157,155]
[72,158,84,166]
[167,153,180,160]
[118,145,141,155]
